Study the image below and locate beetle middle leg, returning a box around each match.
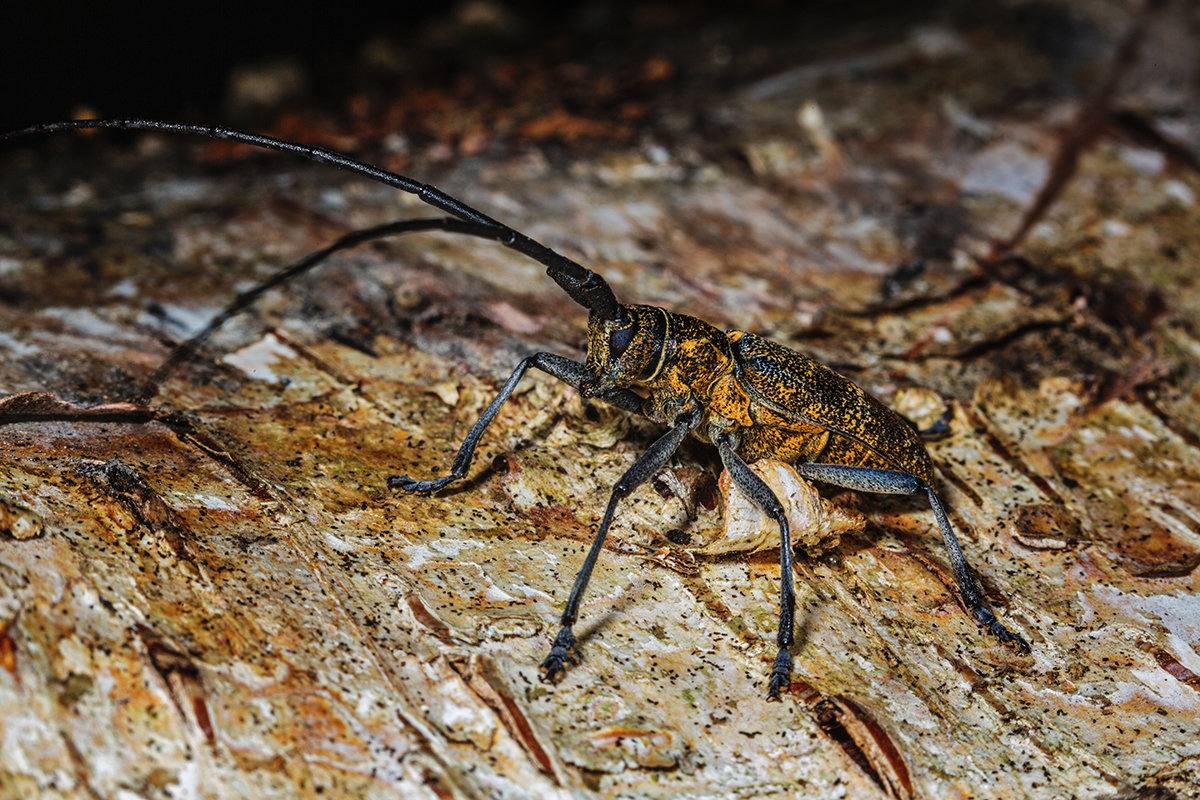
[540,408,701,684]
[717,436,796,700]
[793,463,1028,649]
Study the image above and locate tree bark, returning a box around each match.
[2,3,1199,798]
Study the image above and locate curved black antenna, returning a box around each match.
[140,216,531,401]
[2,119,621,320]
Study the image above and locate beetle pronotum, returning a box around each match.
[2,119,1029,698]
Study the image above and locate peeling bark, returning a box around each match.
[3,3,1200,799]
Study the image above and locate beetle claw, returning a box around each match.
[539,627,577,683]
[766,648,793,700]
[388,474,453,494]
[974,607,1030,651]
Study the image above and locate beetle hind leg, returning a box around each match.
[925,487,1029,649]
[794,463,1028,651]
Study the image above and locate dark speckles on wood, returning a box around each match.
[2,117,1028,701]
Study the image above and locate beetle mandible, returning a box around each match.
[3,119,1029,699]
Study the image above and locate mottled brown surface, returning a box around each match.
[2,2,1200,799]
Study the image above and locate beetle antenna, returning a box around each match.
[139,216,548,401]
[2,118,621,320]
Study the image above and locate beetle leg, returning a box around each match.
[792,463,922,494]
[717,438,796,700]
[389,353,646,493]
[925,488,1028,648]
[540,408,700,684]
[917,410,953,439]
[793,463,1028,650]
[533,353,646,415]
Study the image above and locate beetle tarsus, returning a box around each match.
[767,649,793,700]
[388,474,455,494]
[539,627,577,683]
[973,606,1029,650]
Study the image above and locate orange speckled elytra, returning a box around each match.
[3,119,1029,698]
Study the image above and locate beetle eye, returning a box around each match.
[609,323,635,357]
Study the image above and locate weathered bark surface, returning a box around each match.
[2,3,1199,799]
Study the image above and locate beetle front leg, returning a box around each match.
[717,438,795,700]
[540,409,700,684]
[389,352,645,493]
[793,463,1028,649]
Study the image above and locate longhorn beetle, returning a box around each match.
[2,119,1029,699]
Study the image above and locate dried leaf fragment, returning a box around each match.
[693,460,865,555]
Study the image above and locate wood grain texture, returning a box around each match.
[2,2,1199,798]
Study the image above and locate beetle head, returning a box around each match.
[583,304,667,395]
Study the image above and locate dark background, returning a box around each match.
[4,1,1020,129]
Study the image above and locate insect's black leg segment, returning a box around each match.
[917,410,953,439]
[924,486,984,610]
[389,352,648,494]
[389,353,540,493]
[926,488,1029,649]
[793,463,923,495]
[529,353,646,415]
[717,440,795,700]
[540,409,700,684]
[794,463,1028,649]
